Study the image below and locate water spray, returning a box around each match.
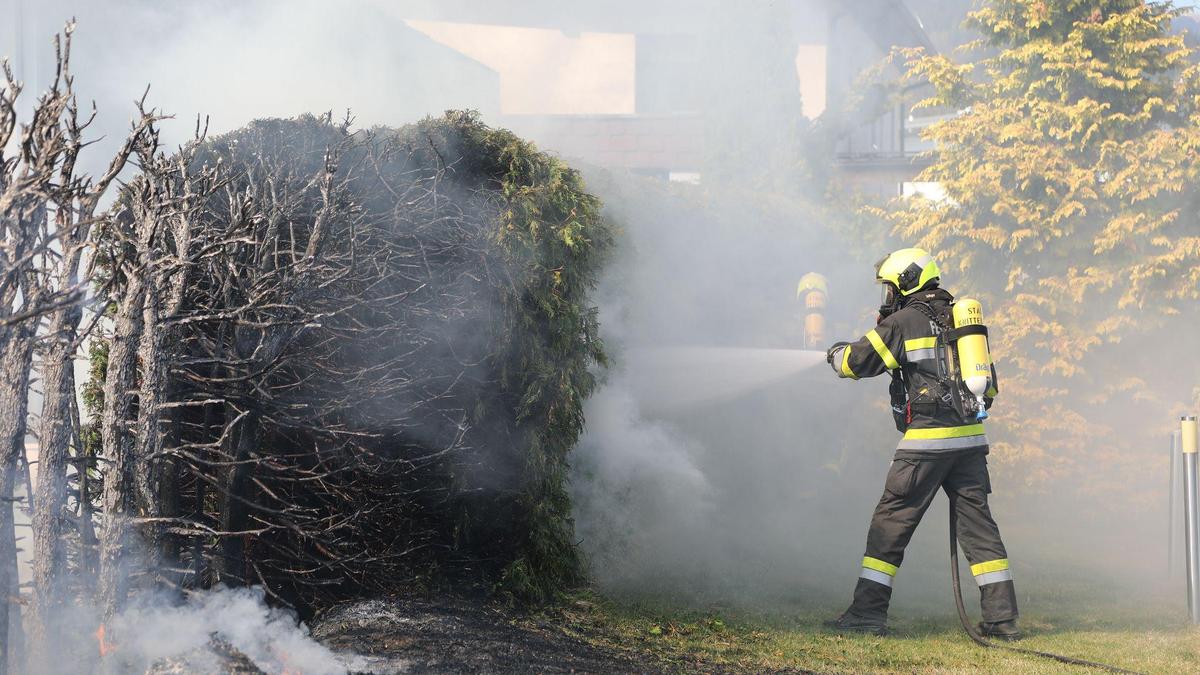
[624,346,827,414]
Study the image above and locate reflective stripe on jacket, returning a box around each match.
[828,288,988,453]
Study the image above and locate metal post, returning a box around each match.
[1182,416,1200,623]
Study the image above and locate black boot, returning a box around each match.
[978,619,1022,641]
[823,612,888,636]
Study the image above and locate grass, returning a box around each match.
[541,586,1200,674]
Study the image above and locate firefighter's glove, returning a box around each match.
[826,341,850,368]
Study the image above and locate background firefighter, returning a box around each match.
[823,248,1019,639]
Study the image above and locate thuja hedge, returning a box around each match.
[93,111,613,607]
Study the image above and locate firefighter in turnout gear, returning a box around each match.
[822,248,1020,639]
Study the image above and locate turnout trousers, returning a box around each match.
[847,450,1018,623]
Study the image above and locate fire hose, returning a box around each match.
[947,494,1143,674]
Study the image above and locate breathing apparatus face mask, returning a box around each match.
[875,255,904,321]
[878,282,901,321]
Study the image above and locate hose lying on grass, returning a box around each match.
[948,494,1143,675]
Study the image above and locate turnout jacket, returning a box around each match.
[828,288,989,458]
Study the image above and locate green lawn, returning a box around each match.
[548,588,1200,674]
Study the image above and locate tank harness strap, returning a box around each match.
[906,299,952,332]
[943,324,988,342]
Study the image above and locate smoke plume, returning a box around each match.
[30,586,349,675]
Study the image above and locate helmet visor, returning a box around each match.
[880,282,898,309]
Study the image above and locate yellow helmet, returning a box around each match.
[875,247,940,296]
[796,272,829,300]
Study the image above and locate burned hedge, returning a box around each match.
[97,111,613,608]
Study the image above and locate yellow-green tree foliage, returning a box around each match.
[883,0,1200,491]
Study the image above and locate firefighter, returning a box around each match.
[796,272,829,349]
[822,248,1020,639]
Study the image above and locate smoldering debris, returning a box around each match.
[87,587,346,675]
[308,595,659,674]
[144,636,265,675]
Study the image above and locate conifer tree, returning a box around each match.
[883,0,1200,483]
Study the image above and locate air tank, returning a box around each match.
[952,298,992,420]
[797,273,828,349]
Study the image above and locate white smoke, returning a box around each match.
[564,170,887,605]
[571,379,716,592]
[91,586,348,675]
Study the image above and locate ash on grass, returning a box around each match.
[310,595,657,674]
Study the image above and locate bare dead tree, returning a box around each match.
[0,23,168,674]
[26,27,159,663]
[0,43,74,675]
[74,116,474,613]
[126,116,524,611]
[95,121,174,619]
[130,122,222,583]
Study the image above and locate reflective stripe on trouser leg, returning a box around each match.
[859,568,892,586]
[975,570,1012,585]
[971,558,1012,586]
[850,556,898,621]
[859,556,897,587]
